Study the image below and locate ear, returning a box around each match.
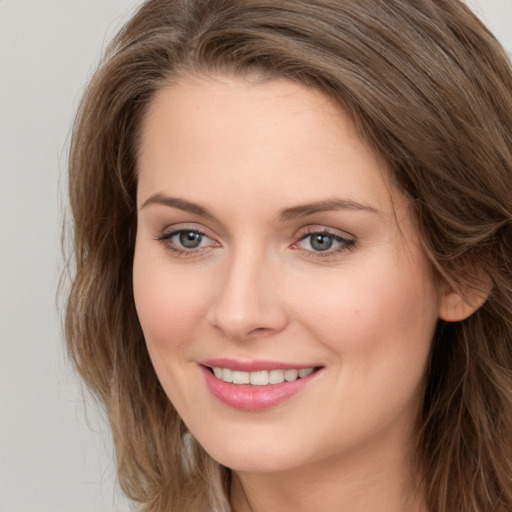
[438,275,492,322]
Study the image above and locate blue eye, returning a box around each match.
[177,230,204,249]
[297,230,354,254]
[157,228,215,254]
[309,233,335,251]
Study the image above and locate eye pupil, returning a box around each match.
[179,231,202,248]
[311,233,333,251]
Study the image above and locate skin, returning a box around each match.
[133,75,465,512]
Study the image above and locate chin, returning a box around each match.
[214,451,304,474]
[194,429,316,474]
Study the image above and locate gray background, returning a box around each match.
[0,1,511,511]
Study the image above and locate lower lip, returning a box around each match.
[200,366,321,411]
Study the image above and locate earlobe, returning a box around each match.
[438,277,492,322]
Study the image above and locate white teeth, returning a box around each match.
[232,371,250,385]
[250,371,269,386]
[211,367,316,385]
[284,369,298,382]
[222,368,233,383]
[269,369,285,384]
[298,368,314,378]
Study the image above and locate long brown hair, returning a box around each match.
[66,1,512,510]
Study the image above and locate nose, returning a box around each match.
[208,246,289,341]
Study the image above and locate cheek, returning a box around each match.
[293,257,440,363]
[132,245,211,351]
[290,264,438,442]
[132,245,214,409]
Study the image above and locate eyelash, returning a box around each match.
[155,227,355,258]
[155,228,217,257]
[293,228,355,258]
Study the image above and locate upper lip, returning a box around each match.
[199,358,322,372]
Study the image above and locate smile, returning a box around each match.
[211,367,315,385]
[199,362,323,411]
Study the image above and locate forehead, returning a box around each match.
[137,75,399,215]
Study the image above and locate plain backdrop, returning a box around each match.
[0,1,511,511]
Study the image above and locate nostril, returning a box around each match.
[248,327,271,336]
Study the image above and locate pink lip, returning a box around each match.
[199,362,323,412]
[200,358,317,372]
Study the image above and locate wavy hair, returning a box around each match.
[65,1,512,510]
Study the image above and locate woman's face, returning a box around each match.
[133,76,443,473]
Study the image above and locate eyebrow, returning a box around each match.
[141,193,216,219]
[141,193,379,220]
[277,199,379,221]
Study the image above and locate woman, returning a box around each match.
[65,0,512,511]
